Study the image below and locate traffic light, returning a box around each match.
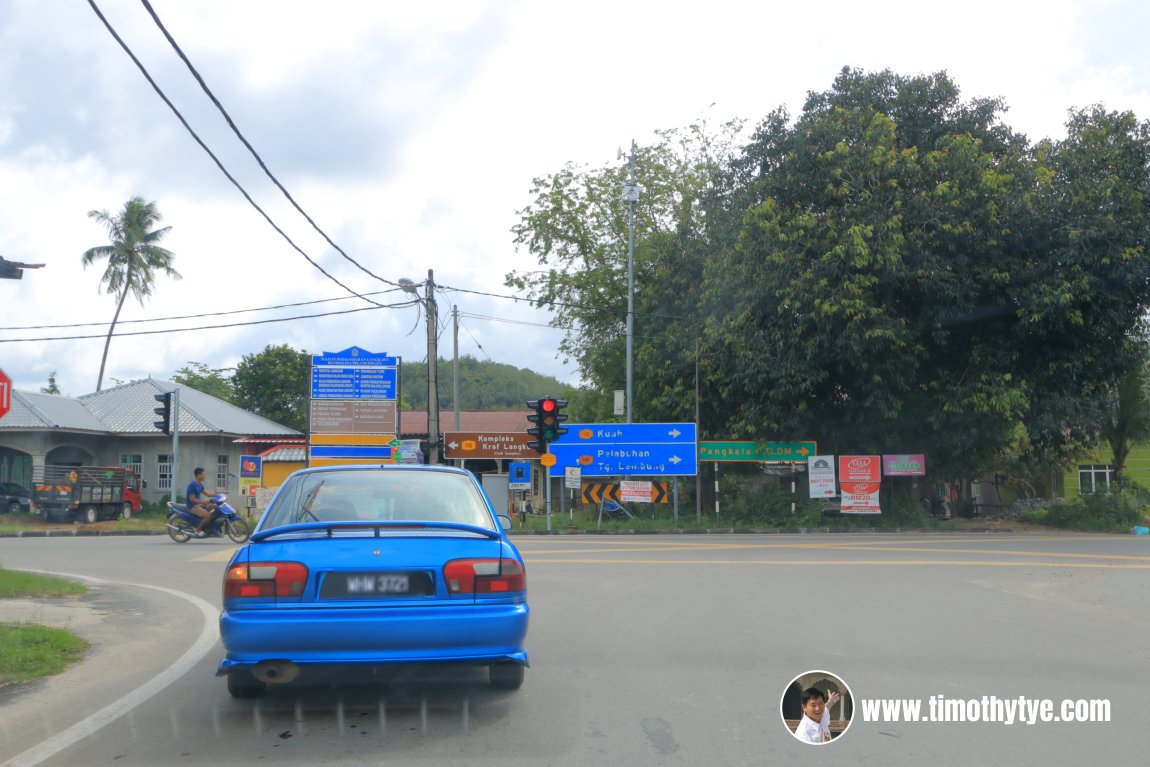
[0,258,22,280]
[153,391,172,434]
[526,396,569,453]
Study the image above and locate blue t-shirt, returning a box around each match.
[186,480,206,505]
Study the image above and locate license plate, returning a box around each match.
[322,571,433,598]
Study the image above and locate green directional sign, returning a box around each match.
[699,441,818,462]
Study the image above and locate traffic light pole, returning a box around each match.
[545,467,553,532]
[171,388,180,500]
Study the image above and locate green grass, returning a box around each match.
[0,567,87,599]
[0,568,90,686]
[0,507,169,534]
[0,623,90,685]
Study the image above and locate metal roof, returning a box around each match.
[260,446,306,462]
[0,378,300,437]
[1,391,108,432]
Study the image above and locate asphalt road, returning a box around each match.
[1,532,1148,766]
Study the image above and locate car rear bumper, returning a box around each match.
[218,602,529,673]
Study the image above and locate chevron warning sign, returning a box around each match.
[581,482,670,504]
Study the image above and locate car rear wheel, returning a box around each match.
[120,502,133,520]
[227,669,267,698]
[489,662,524,690]
[6,500,20,515]
[81,506,99,524]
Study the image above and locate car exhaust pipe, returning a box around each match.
[253,660,300,684]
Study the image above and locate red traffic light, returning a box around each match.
[540,398,557,413]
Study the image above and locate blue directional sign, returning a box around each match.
[547,423,697,477]
[310,347,398,400]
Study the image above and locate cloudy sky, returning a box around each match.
[1,0,1148,398]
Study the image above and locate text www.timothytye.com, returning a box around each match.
[859,696,1110,725]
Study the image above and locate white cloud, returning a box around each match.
[1,0,1148,398]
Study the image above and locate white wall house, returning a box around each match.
[0,378,300,504]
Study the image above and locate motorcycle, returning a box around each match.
[166,494,251,543]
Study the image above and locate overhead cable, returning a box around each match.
[138,0,399,289]
[85,0,389,308]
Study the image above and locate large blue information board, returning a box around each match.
[547,423,697,477]
[310,347,398,400]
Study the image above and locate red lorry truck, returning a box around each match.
[32,465,144,523]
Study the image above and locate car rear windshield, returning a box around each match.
[261,469,496,531]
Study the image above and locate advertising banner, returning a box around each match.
[883,454,926,476]
[620,480,653,503]
[838,456,881,513]
[840,482,881,514]
[839,455,881,482]
[239,455,262,494]
[807,455,838,498]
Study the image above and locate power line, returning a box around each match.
[0,288,405,332]
[440,282,700,325]
[459,311,559,330]
[0,304,388,344]
[454,314,493,362]
[85,0,389,308]
[138,0,399,290]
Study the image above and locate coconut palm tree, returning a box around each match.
[82,197,180,391]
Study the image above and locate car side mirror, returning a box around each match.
[497,514,513,531]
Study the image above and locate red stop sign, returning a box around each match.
[0,367,11,420]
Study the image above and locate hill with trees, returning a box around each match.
[172,349,577,432]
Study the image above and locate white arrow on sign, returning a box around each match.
[448,441,460,449]
[669,455,682,464]
[669,428,681,438]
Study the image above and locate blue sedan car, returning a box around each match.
[217,464,529,698]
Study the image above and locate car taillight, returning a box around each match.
[444,558,526,594]
[224,562,309,598]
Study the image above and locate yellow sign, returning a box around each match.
[308,457,399,468]
[540,453,557,467]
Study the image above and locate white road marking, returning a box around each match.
[2,571,219,767]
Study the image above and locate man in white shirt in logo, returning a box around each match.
[794,687,841,744]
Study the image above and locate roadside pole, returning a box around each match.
[172,388,181,500]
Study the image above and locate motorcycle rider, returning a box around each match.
[186,467,217,537]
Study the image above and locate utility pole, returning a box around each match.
[695,339,702,524]
[453,305,461,432]
[426,269,440,465]
[623,140,639,424]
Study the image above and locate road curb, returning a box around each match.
[0,529,166,538]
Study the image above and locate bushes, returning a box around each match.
[722,481,826,527]
[1026,486,1147,532]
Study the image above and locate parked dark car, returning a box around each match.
[1,481,33,514]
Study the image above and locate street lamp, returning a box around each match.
[401,270,440,464]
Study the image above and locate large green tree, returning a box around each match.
[507,121,743,425]
[1098,345,1150,480]
[711,71,1150,477]
[233,344,310,431]
[511,68,1150,481]
[173,362,236,403]
[82,197,180,391]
